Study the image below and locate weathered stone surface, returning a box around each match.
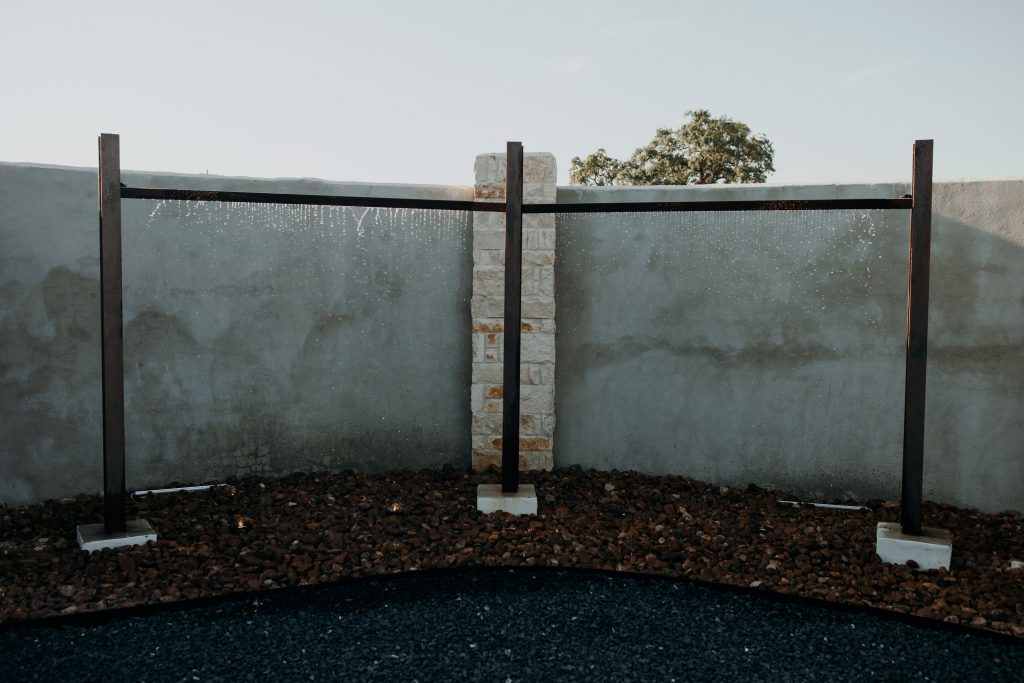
[475,152,556,185]
[473,266,504,291]
[472,362,503,384]
[522,451,553,471]
[471,450,500,471]
[522,333,555,364]
[470,294,503,320]
[470,450,553,472]
[473,250,503,266]
[523,319,556,333]
[472,413,503,434]
[525,184,557,203]
[521,364,544,385]
[473,211,505,228]
[520,385,555,414]
[472,320,504,333]
[474,153,507,181]
[521,297,555,319]
[472,229,505,250]
[474,183,506,199]
[523,250,554,266]
[524,213,556,229]
[488,436,551,451]
[524,154,557,183]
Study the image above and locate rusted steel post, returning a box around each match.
[98,133,127,533]
[900,139,934,536]
[501,142,524,493]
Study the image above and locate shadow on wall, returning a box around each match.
[0,259,103,502]
[115,202,473,492]
[553,187,1024,513]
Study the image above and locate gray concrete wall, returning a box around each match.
[0,162,474,504]
[4,159,1022,513]
[554,180,1024,513]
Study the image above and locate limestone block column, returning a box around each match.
[471,152,556,472]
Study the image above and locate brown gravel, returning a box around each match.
[1,466,1022,637]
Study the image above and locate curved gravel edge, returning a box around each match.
[1,567,1022,683]
[3,565,1023,649]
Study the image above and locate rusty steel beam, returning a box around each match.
[523,198,912,214]
[501,142,524,493]
[900,139,934,537]
[121,188,910,215]
[121,187,501,212]
[98,134,127,533]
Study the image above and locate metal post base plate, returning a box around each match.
[477,484,538,515]
[77,519,157,552]
[876,522,952,570]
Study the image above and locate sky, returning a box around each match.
[1,0,1022,186]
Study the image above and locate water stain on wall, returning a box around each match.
[554,194,1024,511]
[41,266,101,381]
[0,265,102,501]
[125,308,199,360]
[0,279,25,302]
[298,311,356,356]
[123,308,202,478]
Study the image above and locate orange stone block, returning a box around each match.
[489,436,551,451]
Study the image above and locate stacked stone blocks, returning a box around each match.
[471,152,556,472]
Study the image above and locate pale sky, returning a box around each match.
[2,0,1022,186]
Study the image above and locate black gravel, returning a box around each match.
[1,569,1021,682]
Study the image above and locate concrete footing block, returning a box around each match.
[77,519,157,552]
[876,522,952,570]
[477,484,538,515]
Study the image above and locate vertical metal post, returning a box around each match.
[99,133,127,533]
[501,141,524,493]
[900,139,933,537]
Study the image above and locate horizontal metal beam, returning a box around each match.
[122,187,911,215]
[121,187,504,213]
[524,198,912,214]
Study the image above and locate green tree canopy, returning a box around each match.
[570,109,775,186]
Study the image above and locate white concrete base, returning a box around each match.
[477,484,538,515]
[876,522,952,570]
[77,519,157,552]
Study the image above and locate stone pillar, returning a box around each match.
[471,152,556,472]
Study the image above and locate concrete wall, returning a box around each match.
[3,158,1021,514]
[554,181,1024,513]
[0,162,474,504]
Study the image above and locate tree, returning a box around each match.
[569,109,775,186]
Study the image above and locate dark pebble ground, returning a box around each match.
[2,568,1023,682]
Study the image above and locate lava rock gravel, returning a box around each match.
[2,568,1022,682]
[2,466,1022,638]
